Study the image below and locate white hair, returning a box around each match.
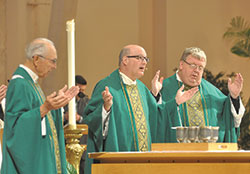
[25,38,55,59]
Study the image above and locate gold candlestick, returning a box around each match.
[64,127,86,174]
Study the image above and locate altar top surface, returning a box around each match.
[89,150,250,163]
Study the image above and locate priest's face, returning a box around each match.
[123,46,148,81]
[178,55,206,87]
[35,45,57,78]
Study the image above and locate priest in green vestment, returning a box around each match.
[151,47,245,143]
[1,38,79,174]
[83,45,198,174]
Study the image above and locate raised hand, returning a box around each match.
[41,85,79,117]
[151,70,164,96]
[228,73,243,99]
[102,86,113,112]
[175,85,199,105]
[59,85,80,101]
[0,84,7,103]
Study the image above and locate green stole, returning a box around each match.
[161,73,238,143]
[180,82,209,127]
[29,81,62,173]
[121,82,149,151]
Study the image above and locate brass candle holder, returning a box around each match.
[64,126,86,174]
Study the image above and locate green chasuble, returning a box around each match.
[159,73,238,143]
[83,69,177,174]
[1,66,67,174]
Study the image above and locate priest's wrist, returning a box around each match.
[175,98,180,106]
[104,107,111,112]
[151,90,158,97]
[40,102,51,118]
[151,91,161,102]
[103,104,111,112]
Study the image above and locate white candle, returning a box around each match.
[66,19,76,129]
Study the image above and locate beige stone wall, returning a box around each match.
[165,0,250,102]
[74,0,168,96]
[75,0,141,96]
[2,0,52,86]
[1,0,250,102]
[0,0,7,84]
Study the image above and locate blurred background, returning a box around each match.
[1,1,250,141]
[0,0,249,99]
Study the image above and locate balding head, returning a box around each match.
[118,44,148,80]
[23,38,57,78]
[118,45,146,66]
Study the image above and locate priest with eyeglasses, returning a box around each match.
[83,44,198,174]
[151,47,245,143]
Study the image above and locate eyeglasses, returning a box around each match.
[127,55,149,63]
[183,59,204,71]
[36,55,57,64]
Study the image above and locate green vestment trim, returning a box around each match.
[186,91,205,126]
[31,82,62,173]
[160,73,238,143]
[83,69,177,174]
[125,84,149,151]
[179,82,209,127]
[120,82,138,150]
[1,67,67,174]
